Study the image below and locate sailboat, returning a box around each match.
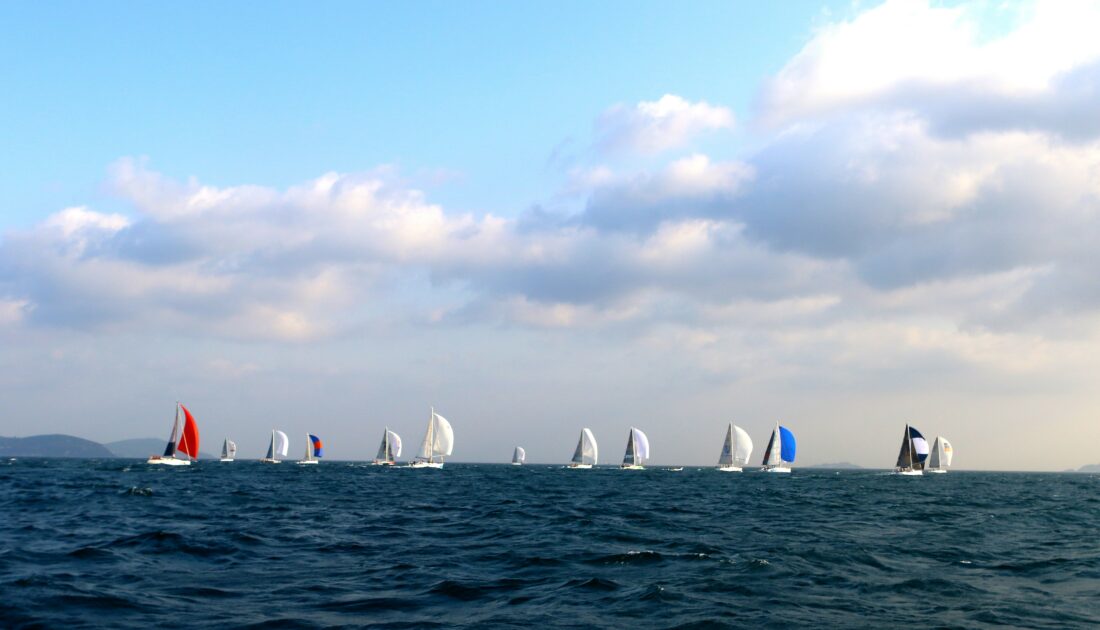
[716,423,753,472]
[409,408,453,469]
[568,428,598,469]
[760,423,796,473]
[620,427,650,470]
[297,434,323,465]
[260,429,289,464]
[372,428,402,465]
[147,402,200,466]
[927,436,953,474]
[894,424,930,475]
[511,446,526,466]
[219,438,237,462]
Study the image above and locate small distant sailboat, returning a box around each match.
[894,423,929,475]
[147,402,200,466]
[297,434,323,465]
[620,427,650,470]
[511,446,526,466]
[372,428,402,466]
[927,436,953,474]
[760,423,795,473]
[410,408,453,469]
[260,429,289,464]
[569,428,598,469]
[219,438,237,462]
[717,423,753,472]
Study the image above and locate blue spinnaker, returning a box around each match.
[779,426,796,462]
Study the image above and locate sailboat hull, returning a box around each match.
[717,466,742,472]
[763,466,791,474]
[567,464,592,469]
[620,464,645,470]
[147,456,190,466]
[296,460,319,465]
[259,458,281,464]
[511,462,522,466]
[927,469,947,474]
[409,461,443,469]
[219,458,234,462]
[895,469,923,476]
[372,460,396,466]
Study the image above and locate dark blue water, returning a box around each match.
[1,459,1098,628]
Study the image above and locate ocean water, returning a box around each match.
[1,460,1098,628]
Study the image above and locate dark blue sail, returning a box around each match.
[779,426,796,462]
[907,426,929,463]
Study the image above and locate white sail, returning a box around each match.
[388,430,402,458]
[763,425,781,466]
[718,424,735,466]
[303,434,314,461]
[432,412,454,457]
[632,428,650,462]
[571,428,598,466]
[227,440,237,458]
[417,413,434,460]
[274,430,289,457]
[942,438,953,466]
[512,446,526,464]
[732,425,752,465]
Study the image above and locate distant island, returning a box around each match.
[1,434,214,459]
[1076,464,1100,473]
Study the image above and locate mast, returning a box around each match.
[429,408,435,463]
[907,424,913,470]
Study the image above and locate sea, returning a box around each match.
[1,459,1098,628]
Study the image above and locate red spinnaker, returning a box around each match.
[177,404,200,459]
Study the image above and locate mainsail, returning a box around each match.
[718,423,753,467]
[512,446,526,464]
[375,428,402,463]
[571,428,598,466]
[416,409,454,463]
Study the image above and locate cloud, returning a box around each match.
[595,94,734,155]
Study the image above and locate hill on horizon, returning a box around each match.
[0,434,114,458]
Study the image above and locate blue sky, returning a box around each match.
[3,1,1100,470]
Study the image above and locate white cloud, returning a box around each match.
[596,94,734,155]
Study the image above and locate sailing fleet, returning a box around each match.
[146,403,954,474]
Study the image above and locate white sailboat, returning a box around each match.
[511,446,526,466]
[568,428,598,469]
[147,402,200,466]
[716,423,753,472]
[927,436,953,474]
[760,422,796,473]
[297,434,323,465]
[894,423,929,476]
[260,429,289,464]
[219,438,237,462]
[372,428,402,465]
[409,408,453,469]
[620,427,650,470]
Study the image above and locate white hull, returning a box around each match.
[511,462,522,466]
[219,458,234,462]
[763,466,791,474]
[717,466,742,472]
[372,460,396,466]
[260,458,281,464]
[568,464,592,469]
[895,469,923,476]
[927,469,947,474]
[296,460,319,465]
[409,461,443,469]
[147,456,190,466]
[620,464,645,470]
[668,467,683,472]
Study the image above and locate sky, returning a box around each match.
[2,0,1099,469]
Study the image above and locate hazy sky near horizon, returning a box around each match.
[3,0,1100,469]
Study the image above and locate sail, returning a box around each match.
[417,415,433,460]
[274,430,289,457]
[633,428,650,463]
[762,426,780,466]
[162,404,181,457]
[910,426,929,465]
[376,429,390,461]
[512,446,526,464]
[622,428,636,465]
[387,430,402,459]
[176,404,200,459]
[265,431,275,459]
[895,425,912,468]
[309,435,323,458]
[573,428,598,465]
[221,438,229,459]
[432,412,454,457]
[929,437,942,469]
[718,424,734,466]
[732,425,753,465]
[778,426,795,463]
[226,440,237,458]
[942,438,953,466]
